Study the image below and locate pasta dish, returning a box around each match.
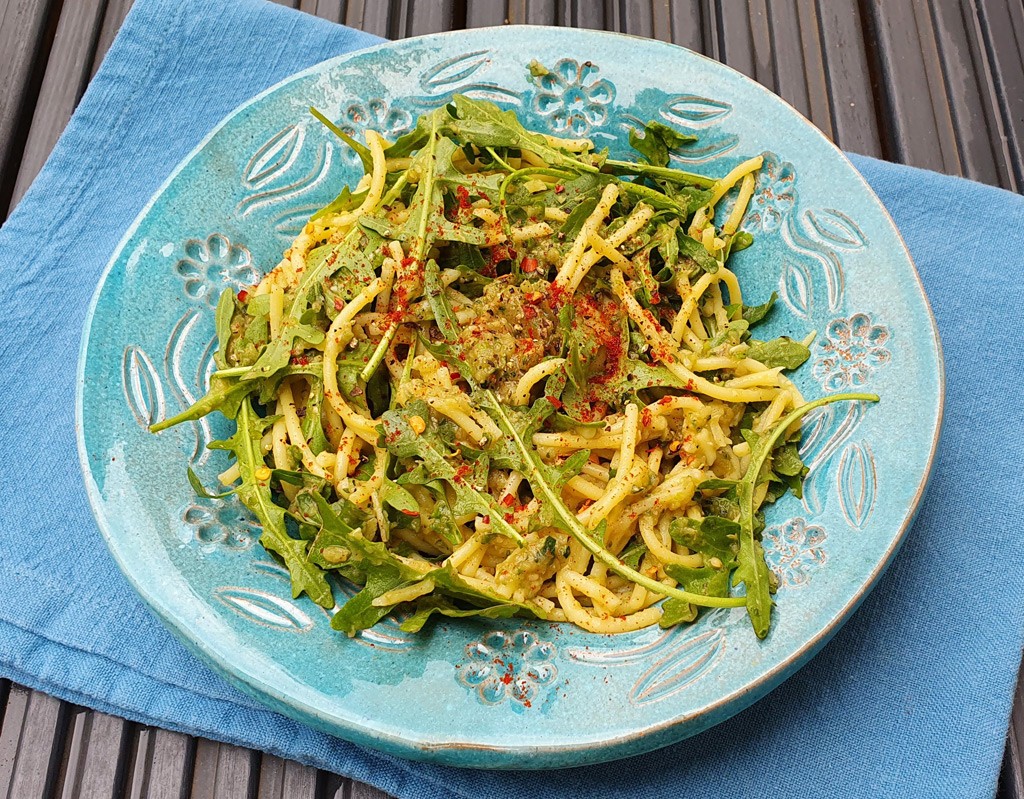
[152,95,875,638]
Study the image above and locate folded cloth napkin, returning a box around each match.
[1,0,1022,796]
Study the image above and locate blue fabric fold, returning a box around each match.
[1,0,1021,796]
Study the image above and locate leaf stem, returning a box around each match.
[605,159,717,188]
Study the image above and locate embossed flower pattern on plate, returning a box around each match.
[532,59,615,135]
[174,233,258,306]
[457,630,557,708]
[745,152,796,232]
[812,312,891,392]
[763,518,827,587]
[184,496,258,550]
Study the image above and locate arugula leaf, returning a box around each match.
[424,258,459,342]
[620,540,648,569]
[772,442,806,477]
[379,400,525,545]
[150,379,255,432]
[214,290,235,368]
[428,563,549,619]
[380,476,421,518]
[561,197,600,241]
[399,596,519,633]
[214,399,334,608]
[444,96,586,170]
[331,566,405,635]
[186,467,237,499]
[733,392,879,637]
[731,230,754,253]
[677,229,720,274]
[629,120,697,167]
[665,563,731,598]
[310,105,372,172]
[310,493,424,580]
[659,598,698,628]
[741,292,777,326]
[669,516,739,566]
[746,337,811,370]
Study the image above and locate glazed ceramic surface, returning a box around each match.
[77,27,943,769]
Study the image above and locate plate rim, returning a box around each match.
[75,25,946,767]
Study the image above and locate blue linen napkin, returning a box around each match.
[1,0,1022,795]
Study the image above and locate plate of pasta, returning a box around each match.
[77,27,943,768]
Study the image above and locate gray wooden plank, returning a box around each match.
[0,0,57,206]
[125,727,193,799]
[299,0,345,22]
[55,708,131,799]
[9,0,108,211]
[812,1,883,157]
[612,0,652,36]
[859,0,962,173]
[190,739,259,799]
[393,0,456,37]
[1003,663,1024,799]
[555,1,605,30]
[90,0,135,78]
[344,0,391,37]
[927,0,1014,189]
[0,686,67,799]
[466,0,506,27]
[257,754,317,799]
[712,0,759,83]
[506,0,556,25]
[348,782,392,799]
[667,0,704,54]
[974,0,1024,189]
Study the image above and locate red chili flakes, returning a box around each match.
[554,184,565,194]
[521,257,538,273]
[523,304,538,321]
[399,509,420,517]
[500,494,516,507]
[455,185,472,210]
[640,408,653,428]
[658,396,674,406]
[334,298,344,311]
[481,515,491,525]
[545,395,563,410]
[237,289,249,303]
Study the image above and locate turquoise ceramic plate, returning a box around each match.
[77,27,943,769]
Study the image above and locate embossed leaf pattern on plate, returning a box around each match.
[628,627,726,706]
[121,345,165,428]
[213,586,315,632]
[837,441,878,529]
